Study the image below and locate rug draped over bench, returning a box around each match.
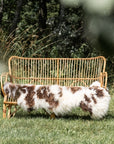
[1,56,108,118]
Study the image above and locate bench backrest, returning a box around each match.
[8,56,106,86]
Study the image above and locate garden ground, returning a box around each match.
[0,88,114,144]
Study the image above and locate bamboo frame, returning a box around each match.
[1,56,107,118]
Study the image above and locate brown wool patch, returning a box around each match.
[47,86,50,93]
[106,88,109,93]
[92,95,97,104]
[5,88,9,95]
[24,86,35,108]
[20,86,27,93]
[89,86,104,97]
[15,85,27,100]
[93,87,104,97]
[84,95,91,103]
[15,89,21,100]
[9,84,16,92]
[48,93,59,108]
[70,87,82,94]
[89,87,92,90]
[37,86,59,108]
[37,86,47,99]
[89,86,99,90]
[58,87,63,97]
[9,84,16,99]
[80,101,92,115]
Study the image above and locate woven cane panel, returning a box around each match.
[8,56,106,86]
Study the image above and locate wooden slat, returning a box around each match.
[10,76,101,81]
[4,101,17,105]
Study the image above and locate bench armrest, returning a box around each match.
[100,72,107,89]
[1,72,13,97]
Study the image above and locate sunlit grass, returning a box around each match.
[0,88,114,144]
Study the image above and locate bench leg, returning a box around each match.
[3,104,6,118]
[50,113,55,119]
[8,106,11,119]
[11,105,19,117]
[13,106,17,117]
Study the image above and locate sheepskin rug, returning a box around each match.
[3,81,111,119]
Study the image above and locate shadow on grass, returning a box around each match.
[14,110,114,121]
[14,110,49,119]
[15,113,91,121]
[104,113,114,120]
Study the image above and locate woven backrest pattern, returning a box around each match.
[8,56,106,86]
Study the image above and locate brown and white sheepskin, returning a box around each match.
[3,81,111,119]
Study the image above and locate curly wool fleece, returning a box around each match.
[4,81,111,119]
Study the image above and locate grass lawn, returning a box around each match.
[0,88,114,144]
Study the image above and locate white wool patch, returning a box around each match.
[90,81,101,87]
[92,96,111,119]
[33,93,49,110]
[17,93,28,111]
[49,85,61,100]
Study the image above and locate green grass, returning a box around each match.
[0,89,114,144]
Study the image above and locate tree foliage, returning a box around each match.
[0,0,113,84]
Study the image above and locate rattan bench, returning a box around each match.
[1,56,107,118]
